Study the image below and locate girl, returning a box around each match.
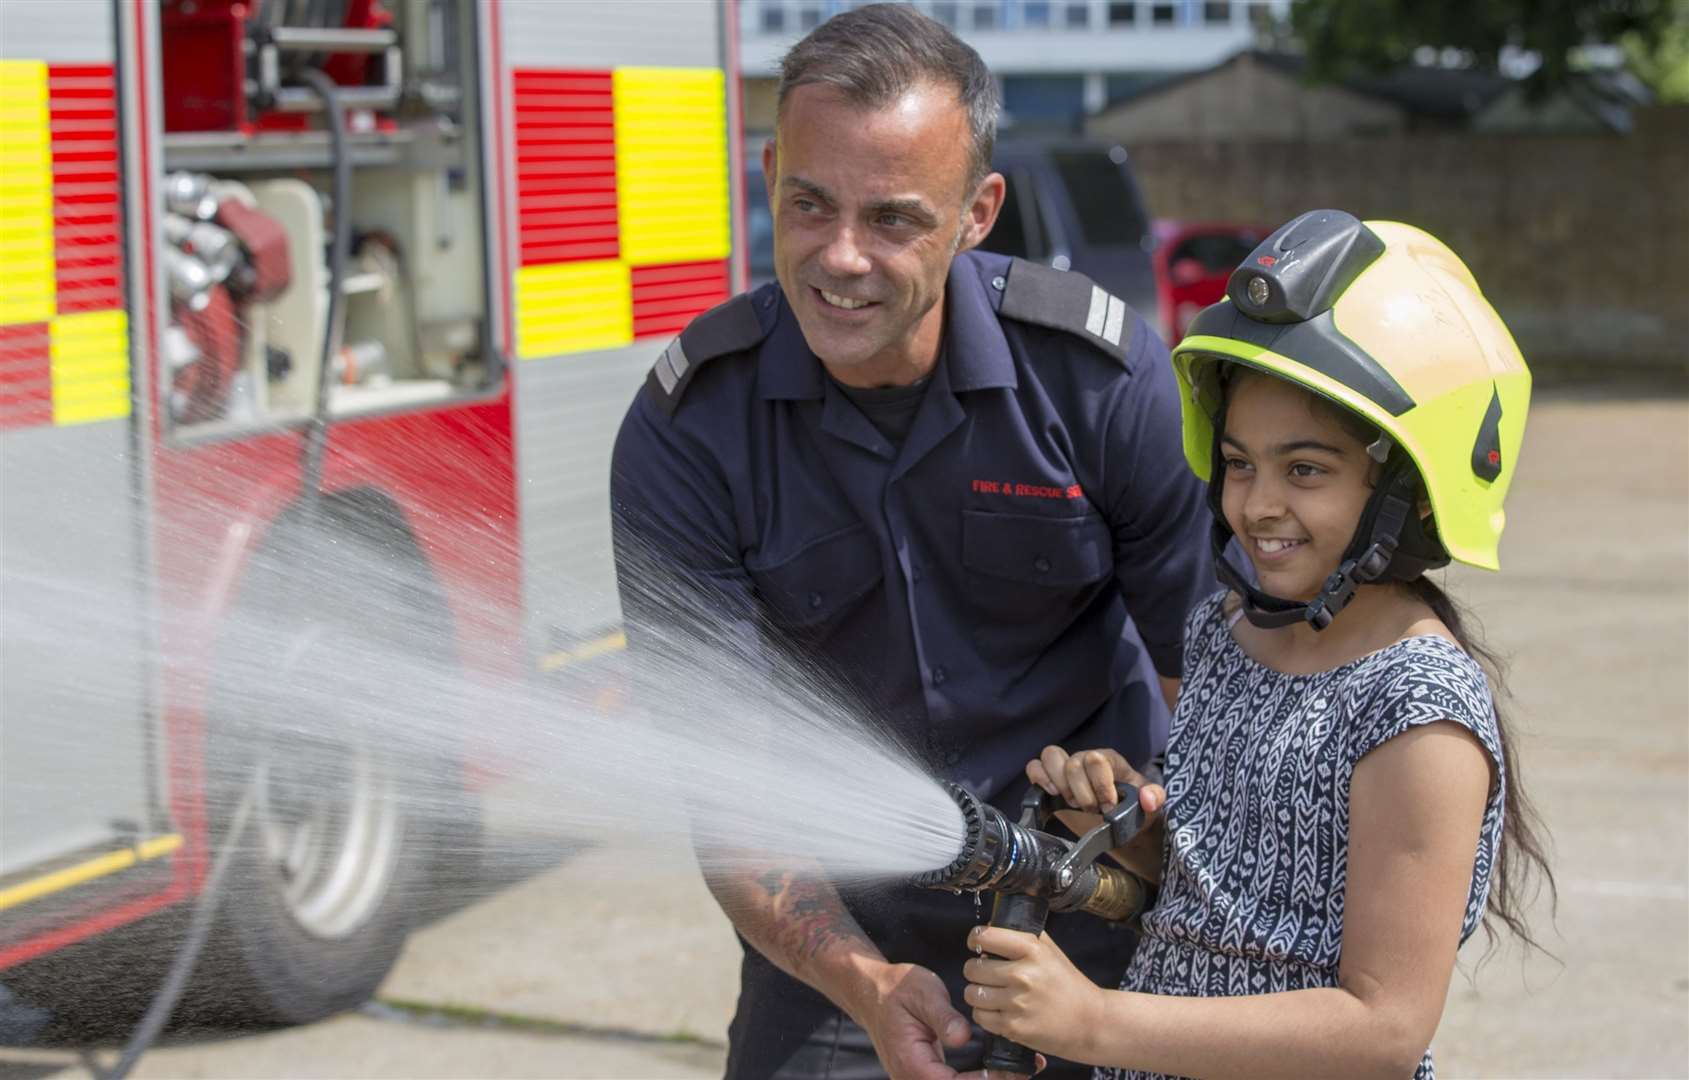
[961,211,1553,1079]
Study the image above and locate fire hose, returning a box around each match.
[291,65,352,499]
[912,771,1162,1076]
[105,782,255,1080]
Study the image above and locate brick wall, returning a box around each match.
[1118,106,1689,371]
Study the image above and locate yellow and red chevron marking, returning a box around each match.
[511,66,730,360]
[0,60,127,431]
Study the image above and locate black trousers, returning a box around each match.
[761,1012,1097,1080]
[724,920,1135,1080]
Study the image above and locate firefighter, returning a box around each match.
[609,5,1213,1077]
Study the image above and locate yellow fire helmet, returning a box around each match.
[1171,210,1530,630]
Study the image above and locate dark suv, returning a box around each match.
[976,139,1157,331]
[745,137,1157,334]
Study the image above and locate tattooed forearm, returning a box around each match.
[720,865,878,981]
[778,876,873,962]
[700,858,890,1017]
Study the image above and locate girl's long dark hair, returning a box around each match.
[1406,575,1557,957]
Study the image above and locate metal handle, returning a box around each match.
[1047,772,1162,900]
[1031,779,1143,825]
[265,26,397,53]
[257,43,403,114]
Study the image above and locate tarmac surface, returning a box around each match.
[2,388,1686,1079]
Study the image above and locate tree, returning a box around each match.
[1620,7,1689,100]
[1288,0,1689,103]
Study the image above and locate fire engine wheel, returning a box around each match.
[189,490,477,1027]
[197,629,427,1026]
[250,630,407,941]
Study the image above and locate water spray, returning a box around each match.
[912,774,1160,1076]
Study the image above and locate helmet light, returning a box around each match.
[1246,275,1271,308]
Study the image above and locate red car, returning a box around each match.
[1153,221,1272,344]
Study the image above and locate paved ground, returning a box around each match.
[3,389,1686,1079]
[1426,389,1688,1078]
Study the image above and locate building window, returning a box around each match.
[798,3,823,29]
[973,2,999,30]
[759,1,785,33]
[1104,71,1158,104]
[1204,1,1230,22]
[1065,2,1090,27]
[1022,1,1052,28]
[1150,2,1176,25]
[931,1,960,28]
[1107,1,1136,25]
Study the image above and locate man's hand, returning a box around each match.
[704,862,972,1078]
[963,926,1105,1067]
[846,961,972,1080]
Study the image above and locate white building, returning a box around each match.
[739,0,1294,128]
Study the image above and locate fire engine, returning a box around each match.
[0,0,745,1025]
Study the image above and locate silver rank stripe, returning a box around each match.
[1084,285,1127,347]
[654,338,691,394]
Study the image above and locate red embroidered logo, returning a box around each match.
[1256,255,1278,267]
[972,480,1086,500]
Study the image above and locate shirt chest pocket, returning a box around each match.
[961,510,1116,660]
[747,523,884,634]
[961,509,1115,588]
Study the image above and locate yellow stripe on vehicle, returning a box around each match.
[612,67,730,267]
[0,59,57,326]
[538,630,628,673]
[50,309,130,424]
[0,834,183,912]
[514,259,632,359]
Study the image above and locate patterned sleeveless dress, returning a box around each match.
[1099,592,1505,1080]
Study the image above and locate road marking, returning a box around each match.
[367,998,726,1048]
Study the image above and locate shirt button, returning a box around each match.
[1034,555,1052,573]
[932,666,947,686]
[944,749,962,766]
[991,275,1006,291]
[808,591,823,609]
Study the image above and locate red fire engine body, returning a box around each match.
[0,0,745,1021]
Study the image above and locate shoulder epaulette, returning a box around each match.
[645,287,774,416]
[997,257,1136,366]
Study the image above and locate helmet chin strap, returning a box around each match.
[1208,436,1422,632]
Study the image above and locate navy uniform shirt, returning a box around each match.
[610,250,1214,1074]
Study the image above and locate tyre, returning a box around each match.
[184,489,478,1027]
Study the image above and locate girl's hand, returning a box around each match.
[1026,746,1167,882]
[1027,745,1156,812]
[962,925,1105,1066]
